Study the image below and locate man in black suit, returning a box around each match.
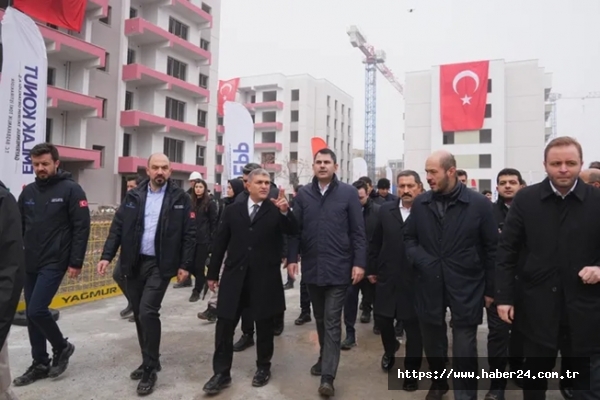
[370,170,423,391]
[202,168,298,394]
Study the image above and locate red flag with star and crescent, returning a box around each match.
[440,60,489,132]
[217,78,240,116]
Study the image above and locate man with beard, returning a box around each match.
[13,143,90,388]
[369,170,423,391]
[404,150,497,400]
[97,153,195,396]
[496,136,600,400]
[487,168,526,399]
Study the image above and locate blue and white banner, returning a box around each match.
[0,7,48,195]
[223,101,254,183]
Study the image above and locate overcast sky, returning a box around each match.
[218,0,600,166]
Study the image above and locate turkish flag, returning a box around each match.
[217,78,240,116]
[440,60,489,132]
[13,0,87,32]
[311,137,328,157]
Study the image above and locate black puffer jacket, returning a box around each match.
[194,197,218,246]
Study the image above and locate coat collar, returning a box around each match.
[418,181,470,204]
[540,177,586,202]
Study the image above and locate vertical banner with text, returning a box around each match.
[0,7,48,195]
[223,102,254,183]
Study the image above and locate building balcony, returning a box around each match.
[215,145,224,154]
[0,10,106,67]
[545,127,553,142]
[217,125,225,134]
[120,110,208,137]
[118,156,207,175]
[87,0,110,18]
[254,122,283,131]
[164,0,213,28]
[545,103,552,120]
[122,64,209,101]
[215,164,224,173]
[55,145,101,168]
[262,163,282,172]
[48,86,104,117]
[245,101,284,111]
[125,18,211,63]
[255,142,282,151]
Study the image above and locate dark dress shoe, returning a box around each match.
[120,304,133,318]
[318,375,335,397]
[233,334,254,352]
[252,369,271,387]
[310,358,322,376]
[373,325,381,335]
[403,377,418,391]
[136,367,157,396]
[560,384,574,400]
[360,309,371,323]
[283,280,294,290]
[189,290,200,302]
[294,312,311,325]
[273,323,284,336]
[381,354,395,371]
[341,336,357,350]
[203,373,232,395]
[425,382,449,400]
[130,362,161,380]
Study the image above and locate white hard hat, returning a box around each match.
[189,171,203,181]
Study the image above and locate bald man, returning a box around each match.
[404,150,497,400]
[97,153,196,396]
[580,169,600,188]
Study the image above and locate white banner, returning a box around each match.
[352,157,368,181]
[223,101,254,183]
[0,7,48,195]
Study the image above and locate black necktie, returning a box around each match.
[250,204,259,221]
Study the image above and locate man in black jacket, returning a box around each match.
[0,181,25,400]
[232,163,286,352]
[202,168,298,394]
[404,150,497,400]
[341,180,380,350]
[13,143,90,387]
[97,153,195,396]
[496,137,600,400]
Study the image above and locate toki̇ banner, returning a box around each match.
[0,7,48,195]
[223,101,254,183]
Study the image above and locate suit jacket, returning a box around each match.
[207,198,298,321]
[371,200,416,320]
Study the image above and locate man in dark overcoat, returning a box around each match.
[369,170,423,391]
[496,136,600,400]
[202,168,298,395]
[404,150,498,400]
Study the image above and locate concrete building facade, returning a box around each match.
[403,59,553,192]
[218,73,354,191]
[0,0,220,206]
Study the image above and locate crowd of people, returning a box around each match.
[1,137,599,400]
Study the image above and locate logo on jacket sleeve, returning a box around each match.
[79,200,88,208]
[190,211,196,219]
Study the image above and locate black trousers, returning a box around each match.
[213,275,275,375]
[300,276,311,314]
[112,258,131,307]
[191,244,209,292]
[486,304,512,391]
[359,280,375,311]
[239,309,284,336]
[126,256,170,369]
[376,315,423,370]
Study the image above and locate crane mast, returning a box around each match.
[347,25,404,179]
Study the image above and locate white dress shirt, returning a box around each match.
[549,179,578,199]
[399,199,411,221]
[247,197,263,215]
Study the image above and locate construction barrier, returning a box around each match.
[16,214,124,311]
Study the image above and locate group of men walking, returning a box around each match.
[1,137,600,400]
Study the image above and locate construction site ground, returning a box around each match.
[7,272,564,400]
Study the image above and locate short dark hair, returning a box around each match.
[294,184,304,192]
[397,170,423,186]
[242,163,261,174]
[456,169,467,178]
[314,148,337,164]
[482,189,492,195]
[589,161,600,170]
[352,180,369,193]
[30,142,59,162]
[496,168,524,184]
[358,176,372,186]
[127,175,142,184]
[377,178,391,189]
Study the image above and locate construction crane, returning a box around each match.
[347,26,404,178]
[547,91,600,141]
